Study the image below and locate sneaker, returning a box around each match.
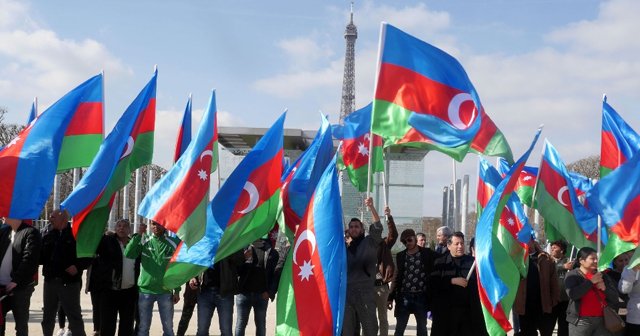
[63,329,72,336]
[56,329,66,336]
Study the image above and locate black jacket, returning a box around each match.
[388,246,437,308]
[89,233,141,292]
[238,239,282,300]
[40,223,91,283]
[201,250,245,297]
[565,268,620,325]
[0,223,41,288]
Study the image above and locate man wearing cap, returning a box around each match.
[0,217,41,336]
[388,229,437,336]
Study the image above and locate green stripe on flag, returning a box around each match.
[164,261,207,290]
[473,129,514,164]
[76,203,111,257]
[536,182,596,249]
[216,191,280,262]
[371,99,413,143]
[276,252,299,335]
[176,197,208,247]
[57,133,103,172]
[598,231,636,271]
[516,186,534,208]
[599,166,613,179]
[629,247,640,269]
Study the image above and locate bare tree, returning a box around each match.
[567,155,599,180]
[0,107,22,147]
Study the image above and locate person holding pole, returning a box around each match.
[374,205,397,336]
[429,231,485,336]
[550,240,572,336]
[342,197,383,336]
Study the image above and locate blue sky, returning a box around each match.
[1,0,639,216]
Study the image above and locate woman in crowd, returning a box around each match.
[619,259,640,336]
[565,247,620,336]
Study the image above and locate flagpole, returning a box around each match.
[461,174,469,237]
[466,260,476,281]
[53,176,60,210]
[147,168,154,227]
[34,97,38,117]
[383,148,390,206]
[122,183,130,221]
[216,144,222,190]
[366,22,387,199]
[597,215,602,257]
[452,159,458,230]
[134,169,141,232]
[530,139,547,237]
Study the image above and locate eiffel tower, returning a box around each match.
[339,3,367,224]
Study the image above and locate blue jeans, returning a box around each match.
[235,292,269,336]
[137,293,174,336]
[196,287,234,336]
[394,292,428,336]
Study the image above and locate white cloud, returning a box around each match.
[0,0,130,112]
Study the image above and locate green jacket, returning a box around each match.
[124,233,181,295]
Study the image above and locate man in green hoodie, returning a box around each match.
[125,221,181,336]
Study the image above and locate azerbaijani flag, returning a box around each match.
[57,76,105,172]
[61,71,156,257]
[276,155,346,336]
[600,97,640,178]
[163,113,285,289]
[332,103,383,192]
[471,113,513,164]
[282,115,334,241]
[498,158,537,207]
[138,90,218,247]
[477,157,530,277]
[371,23,512,162]
[26,99,37,125]
[587,150,640,270]
[476,127,541,335]
[174,95,192,163]
[0,74,102,219]
[476,157,501,217]
[535,140,597,251]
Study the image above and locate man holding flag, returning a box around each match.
[343,197,383,336]
[124,222,181,336]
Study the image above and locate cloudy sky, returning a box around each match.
[1,0,639,216]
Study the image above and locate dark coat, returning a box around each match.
[514,251,560,315]
[377,215,398,284]
[0,223,41,288]
[388,246,437,309]
[89,233,141,292]
[564,268,620,325]
[40,223,91,283]
[201,249,245,297]
[238,239,282,300]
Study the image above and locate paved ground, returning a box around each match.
[6,283,529,335]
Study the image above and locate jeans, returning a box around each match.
[137,292,174,336]
[235,292,269,336]
[196,287,234,336]
[343,285,378,336]
[374,284,391,336]
[394,292,428,336]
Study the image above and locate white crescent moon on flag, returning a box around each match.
[200,150,213,162]
[447,93,477,130]
[238,182,259,214]
[120,136,134,159]
[292,230,317,266]
[557,186,570,207]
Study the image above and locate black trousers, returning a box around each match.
[0,285,34,336]
[41,279,86,336]
[518,310,555,336]
[550,301,569,336]
[99,286,138,336]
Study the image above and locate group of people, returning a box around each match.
[344,199,640,336]
[0,200,639,336]
[0,210,285,336]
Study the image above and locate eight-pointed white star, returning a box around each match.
[523,175,532,181]
[507,217,515,226]
[197,169,208,181]
[298,260,315,281]
[357,142,369,157]
[7,136,20,147]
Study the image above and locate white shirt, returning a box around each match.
[0,231,15,286]
[120,240,136,290]
[619,267,640,324]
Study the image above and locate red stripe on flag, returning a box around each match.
[376,63,474,125]
[227,149,283,226]
[471,112,497,153]
[293,195,334,334]
[612,196,640,244]
[0,127,32,215]
[65,102,103,135]
[477,180,494,210]
[601,130,625,171]
[154,142,214,232]
[133,99,156,136]
[539,160,574,213]
[476,275,512,332]
[341,133,382,170]
[282,164,301,233]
